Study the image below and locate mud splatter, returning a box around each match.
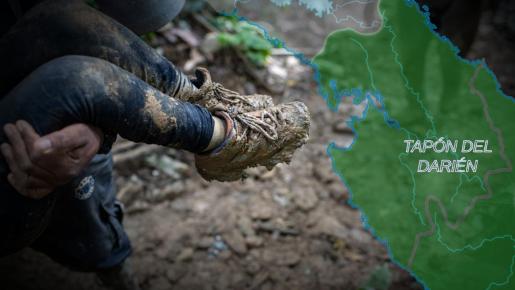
[196,101,310,181]
[143,89,177,133]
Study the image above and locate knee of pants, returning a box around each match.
[72,231,131,272]
[0,55,123,135]
[31,205,133,272]
[36,228,132,272]
[96,0,185,34]
[1,54,132,124]
[30,154,132,272]
[0,0,158,95]
[26,55,121,90]
[83,228,132,272]
[22,0,120,38]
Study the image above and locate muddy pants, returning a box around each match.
[0,0,210,270]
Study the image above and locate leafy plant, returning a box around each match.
[214,16,273,67]
[141,32,157,44]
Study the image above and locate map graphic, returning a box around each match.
[208,0,515,289]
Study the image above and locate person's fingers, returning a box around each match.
[3,123,35,173]
[16,121,53,177]
[1,139,55,181]
[68,138,98,160]
[26,188,54,199]
[16,120,40,151]
[7,173,16,187]
[7,173,23,195]
[2,122,102,197]
[11,170,51,190]
[72,125,103,158]
[3,124,33,171]
[3,124,24,151]
[33,124,90,159]
[8,172,54,199]
[9,166,28,186]
[35,124,102,162]
[25,175,54,190]
[1,143,23,175]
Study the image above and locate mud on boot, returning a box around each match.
[177,67,275,113]
[195,101,310,181]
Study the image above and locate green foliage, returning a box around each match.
[215,16,273,67]
[141,32,157,44]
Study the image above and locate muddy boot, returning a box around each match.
[177,67,275,113]
[195,102,310,181]
[97,262,141,290]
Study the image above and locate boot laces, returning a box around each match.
[236,109,281,141]
[211,83,252,106]
[207,83,280,141]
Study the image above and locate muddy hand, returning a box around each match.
[0,121,102,199]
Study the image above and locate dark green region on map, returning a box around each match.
[313,0,515,289]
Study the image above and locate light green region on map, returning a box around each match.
[313,0,515,289]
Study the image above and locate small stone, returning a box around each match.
[200,32,222,55]
[237,215,256,237]
[249,199,274,220]
[245,236,264,247]
[224,230,248,255]
[250,272,270,289]
[293,187,319,211]
[218,249,232,260]
[261,281,274,290]
[244,261,262,275]
[126,200,151,214]
[145,155,189,179]
[176,247,194,262]
[328,182,348,201]
[350,228,372,244]
[273,192,290,207]
[148,276,173,290]
[166,266,187,283]
[155,243,180,261]
[310,215,348,240]
[313,164,338,184]
[196,236,214,249]
[268,266,292,283]
[230,271,247,287]
[345,250,364,262]
[150,181,185,202]
[262,248,301,266]
[260,167,277,180]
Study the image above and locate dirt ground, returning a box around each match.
[0,6,513,290]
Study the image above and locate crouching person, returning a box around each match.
[0,1,309,289]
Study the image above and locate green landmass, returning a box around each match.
[313,0,515,289]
